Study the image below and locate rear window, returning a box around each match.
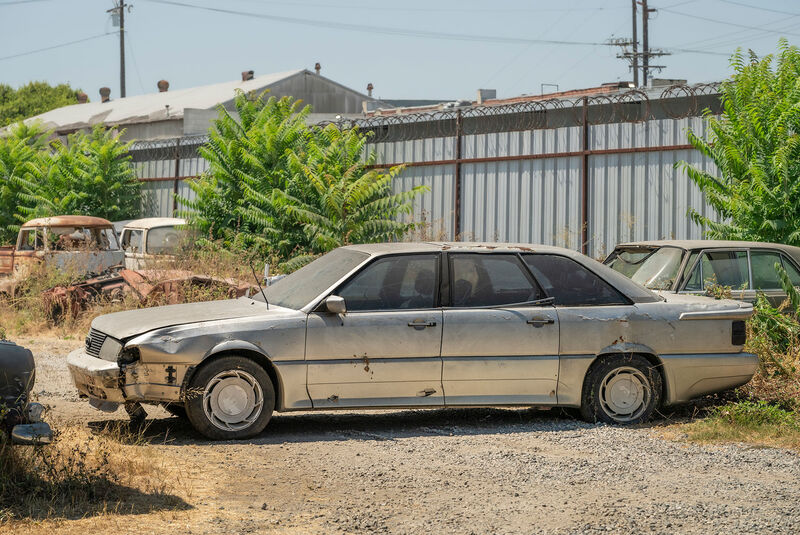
[524,254,628,306]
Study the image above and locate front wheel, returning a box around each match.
[580,354,662,425]
[185,356,275,440]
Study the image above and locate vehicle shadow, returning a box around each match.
[91,406,600,446]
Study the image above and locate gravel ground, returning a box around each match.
[21,337,800,534]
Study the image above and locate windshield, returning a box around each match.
[629,247,685,290]
[253,248,369,310]
[605,247,655,277]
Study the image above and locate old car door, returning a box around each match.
[305,253,444,408]
[521,253,633,406]
[440,253,560,405]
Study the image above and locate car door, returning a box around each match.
[521,253,633,406]
[305,253,444,408]
[440,253,560,406]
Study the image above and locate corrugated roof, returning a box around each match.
[22,69,305,133]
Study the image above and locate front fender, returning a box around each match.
[203,339,270,361]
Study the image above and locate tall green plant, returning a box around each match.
[15,126,140,222]
[680,40,800,244]
[265,125,425,267]
[178,91,310,248]
[181,92,428,265]
[0,122,49,243]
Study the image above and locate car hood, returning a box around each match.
[91,298,276,340]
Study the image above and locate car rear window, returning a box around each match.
[523,254,629,306]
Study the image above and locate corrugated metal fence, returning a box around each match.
[132,85,722,258]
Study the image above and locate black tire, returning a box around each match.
[580,354,662,425]
[185,355,275,440]
[164,403,187,419]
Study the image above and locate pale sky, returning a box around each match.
[1,0,798,102]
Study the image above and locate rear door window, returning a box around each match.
[750,251,784,290]
[781,256,800,286]
[683,251,749,291]
[523,254,628,306]
[450,254,541,307]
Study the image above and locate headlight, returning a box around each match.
[98,337,123,361]
[118,346,140,365]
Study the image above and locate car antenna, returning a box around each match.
[249,260,269,309]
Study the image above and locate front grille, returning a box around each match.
[85,328,107,358]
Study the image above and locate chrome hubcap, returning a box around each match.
[203,370,263,431]
[599,366,650,422]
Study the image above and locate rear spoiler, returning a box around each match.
[679,306,754,321]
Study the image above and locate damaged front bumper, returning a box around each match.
[67,348,126,407]
[67,347,185,411]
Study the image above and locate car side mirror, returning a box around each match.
[324,295,347,315]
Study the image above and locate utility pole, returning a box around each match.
[610,1,668,87]
[107,1,129,98]
[631,0,639,88]
[641,0,650,86]
[119,0,125,98]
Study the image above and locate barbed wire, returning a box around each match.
[318,83,721,143]
[129,83,722,160]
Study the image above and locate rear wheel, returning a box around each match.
[185,356,275,440]
[580,354,662,425]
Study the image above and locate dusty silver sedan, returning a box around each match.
[67,243,757,440]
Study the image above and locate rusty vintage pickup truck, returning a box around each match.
[0,216,124,294]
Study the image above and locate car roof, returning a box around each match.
[614,239,800,265]
[341,242,661,303]
[21,215,113,229]
[122,217,187,230]
[343,241,583,255]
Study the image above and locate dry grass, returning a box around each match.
[0,424,189,528]
[678,401,800,450]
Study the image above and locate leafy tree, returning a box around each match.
[15,126,141,222]
[681,40,800,244]
[0,122,49,243]
[0,81,83,127]
[180,91,310,252]
[0,123,140,242]
[181,92,428,265]
[267,125,422,267]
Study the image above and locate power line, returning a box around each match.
[660,6,800,38]
[0,33,113,62]
[718,0,800,17]
[141,0,609,47]
[230,0,629,13]
[0,0,50,5]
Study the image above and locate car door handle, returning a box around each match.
[527,317,555,326]
[408,320,437,328]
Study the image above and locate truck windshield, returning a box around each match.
[629,247,685,290]
[252,248,369,310]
